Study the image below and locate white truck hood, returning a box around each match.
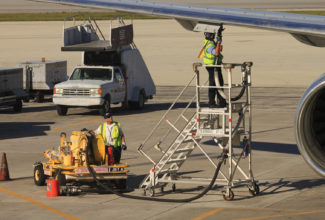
[55,80,111,89]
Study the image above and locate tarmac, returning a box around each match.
[0,2,325,219]
[0,86,325,220]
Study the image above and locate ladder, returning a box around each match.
[138,62,259,199]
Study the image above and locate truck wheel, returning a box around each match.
[129,91,145,110]
[34,164,46,186]
[23,96,30,103]
[99,97,110,116]
[35,91,44,103]
[137,92,145,109]
[57,105,68,116]
[13,100,23,112]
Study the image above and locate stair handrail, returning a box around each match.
[138,74,197,153]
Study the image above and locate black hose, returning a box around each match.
[231,80,247,101]
[85,139,226,202]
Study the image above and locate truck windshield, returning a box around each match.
[70,68,112,80]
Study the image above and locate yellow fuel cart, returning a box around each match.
[33,131,129,192]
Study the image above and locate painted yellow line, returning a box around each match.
[0,187,80,220]
[45,118,101,133]
[0,138,10,142]
[237,210,325,220]
[192,208,224,220]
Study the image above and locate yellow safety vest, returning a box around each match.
[100,122,122,147]
[203,40,216,65]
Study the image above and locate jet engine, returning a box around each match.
[296,74,325,177]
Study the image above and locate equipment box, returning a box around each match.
[18,60,67,102]
[0,67,26,112]
[19,60,67,90]
[0,67,24,93]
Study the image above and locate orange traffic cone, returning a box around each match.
[0,152,10,181]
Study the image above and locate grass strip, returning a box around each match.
[284,11,325,16]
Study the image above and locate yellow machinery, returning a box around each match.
[33,130,129,191]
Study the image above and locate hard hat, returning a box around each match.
[104,112,112,119]
[204,32,215,40]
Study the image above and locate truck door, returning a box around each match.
[113,67,126,102]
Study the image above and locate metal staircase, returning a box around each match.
[140,115,200,191]
[138,62,259,199]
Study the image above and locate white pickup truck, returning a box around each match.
[53,47,156,116]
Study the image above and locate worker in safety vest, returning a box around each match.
[90,112,126,164]
[203,29,227,108]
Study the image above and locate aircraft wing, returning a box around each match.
[36,0,325,47]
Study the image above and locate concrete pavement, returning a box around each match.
[0,86,325,220]
[0,20,324,87]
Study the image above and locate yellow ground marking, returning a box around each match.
[0,138,9,142]
[0,187,80,220]
[192,208,224,220]
[193,207,325,220]
[45,118,101,133]
[0,118,101,142]
[237,210,325,220]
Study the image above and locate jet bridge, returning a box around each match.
[138,62,259,200]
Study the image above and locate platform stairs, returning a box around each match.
[138,62,259,199]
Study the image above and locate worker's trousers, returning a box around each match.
[106,146,122,164]
[206,67,225,105]
[113,146,122,164]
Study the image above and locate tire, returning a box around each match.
[35,91,44,103]
[55,172,66,187]
[23,96,30,103]
[99,96,110,116]
[223,190,234,201]
[57,105,68,116]
[137,92,145,109]
[34,164,46,186]
[248,182,260,196]
[13,100,23,112]
[129,91,145,110]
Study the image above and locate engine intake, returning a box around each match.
[296,74,325,177]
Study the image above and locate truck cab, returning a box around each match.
[54,65,126,115]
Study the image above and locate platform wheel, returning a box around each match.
[148,188,155,197]
[35,91,44,103]
[13,99,22,112]
[223,189,234,201]
[34,164,46,186]
[248,182,260,196]
[172,183,176,192]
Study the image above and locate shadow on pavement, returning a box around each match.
[0,122,54,140]
[203,139,300,155]
[64,102,196,116]
[232,178,325,201]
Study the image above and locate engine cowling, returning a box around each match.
[296,74,325,177]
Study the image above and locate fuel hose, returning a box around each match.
[85,140,226,202]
